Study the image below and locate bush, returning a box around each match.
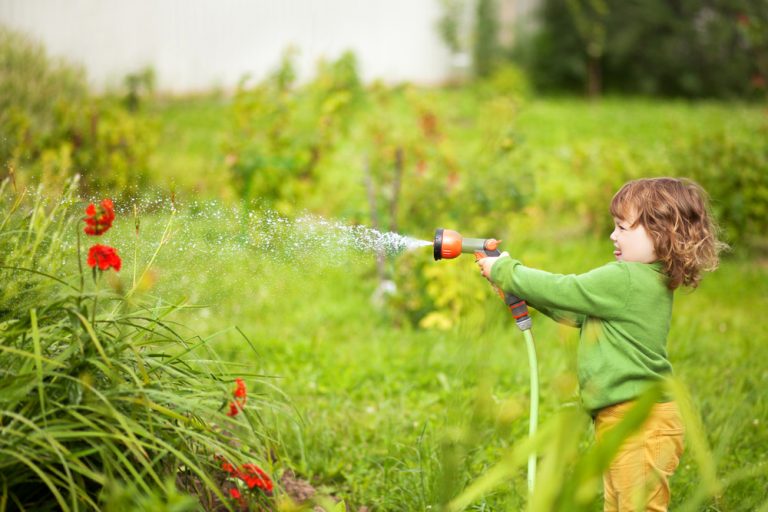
[673,129,768,248]
[0,26,87,171]
[225,51,364,214]
[0,180,280,509]
[358,88,532,327]
[0,26,156,197]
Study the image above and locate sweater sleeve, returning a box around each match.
[526,301,585,328]
[490,257,631,321]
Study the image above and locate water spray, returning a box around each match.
[433,228,539,494]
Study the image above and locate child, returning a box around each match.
[477,177,723,511]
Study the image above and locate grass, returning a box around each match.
[147,94,233,196]
[116,210,767,510]
[167,229,767,511]
[137,94,768,510]
[7,94,767,510]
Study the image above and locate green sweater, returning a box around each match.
[490,257,673,413]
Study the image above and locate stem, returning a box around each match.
[77,227,84,312]
[77,226,84,291]
[91,273,99,327]
[124,207,176,300]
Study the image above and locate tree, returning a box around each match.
[517,0,768,99]
[565,0,609,98]
[474,0,501,78]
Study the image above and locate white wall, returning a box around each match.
[0,0,454,92]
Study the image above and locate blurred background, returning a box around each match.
[1,1,767,510]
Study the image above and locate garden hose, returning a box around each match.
[522,328,538,493]
[433,228,539,494]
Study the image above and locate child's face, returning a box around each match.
[610,213,657,263]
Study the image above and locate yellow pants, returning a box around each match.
[595,401,685,512]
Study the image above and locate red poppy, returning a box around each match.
[87,244,122,272]
[233,378,247,398]
[219,458,274,494]
[229,488,241,499]
[240,463,273,491]
[221,460,236,475]
[84,199,115,236]
[226,378,247,416]
[226,402,240,417]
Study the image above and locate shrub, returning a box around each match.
[534,123,768,249]
[66,98,156,195]
[0,179,280,510]
[0,25,87,173]
[225,51,364,214]
[360,88,532,327]
[673,129,768,248]
[0,26,156,197]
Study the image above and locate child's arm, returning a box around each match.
[484,256,631,320]
[525,301,585,327]
[479,254,586,324]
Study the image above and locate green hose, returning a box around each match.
[522,328,539,494]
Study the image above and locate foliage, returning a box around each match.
[437,0,467,54]
[0,26,157,197]
[473,0,502,78]
[672,128,768,247]
[68,97,157,195]
[436,0,504,79]
[516,0,768,99]
[507,98,768,251]
[346,84,532,327]
[123,67,156,112]
[225,51,364,214]
[225,51,533,327]
[0,180,280,510]
[475,63,531,99]
[0,26,87,174]
[564,0,609,96]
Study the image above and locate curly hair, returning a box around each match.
[610,177,726,290]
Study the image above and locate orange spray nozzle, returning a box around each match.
[433,228,501,260]
[433,228,463,260]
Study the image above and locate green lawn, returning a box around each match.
[133,95,768,510]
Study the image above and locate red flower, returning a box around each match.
[221,461,236,475]
[226,402,240,417]
[87,244,122,272]
[84,199,115,236]
[233,378,247,398]
[226,378,247,416]
[219,458,274,494]
[229,488,241,499]
[240,463,273,491]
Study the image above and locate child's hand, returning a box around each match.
[477,252,510,280]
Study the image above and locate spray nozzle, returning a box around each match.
[433,228,501,260]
